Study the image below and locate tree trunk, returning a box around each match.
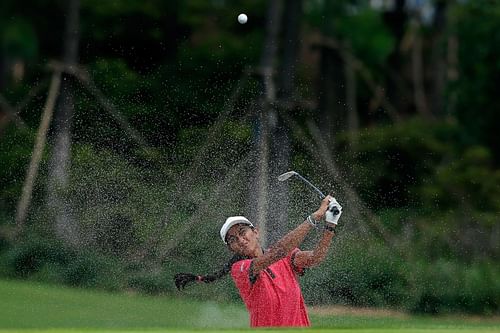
[46,0,80,246]
[259,0,283,102]
[15,71,61,233]
[247,0,283,247]
[345,46,359,149]
[266,0,303,245]
[411,19,431,119]
[0,51,7,133]
[0,53,5,92]
[430,0,448,117]
[0,94,27,136]
[278,0,302,100]
[318,45,346,139]
[383,0,409,116]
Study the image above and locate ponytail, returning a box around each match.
[174,253,248,290]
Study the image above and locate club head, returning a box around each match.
[278,171,297,182]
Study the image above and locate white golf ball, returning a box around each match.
[238,13,248,24]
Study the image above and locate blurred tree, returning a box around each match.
[247,0,304,245]
[0,5,39,134]
[306,0,348,135]
[0,18,38,88]
[429,0,449,117]
[268,0,303,244]
[249,0,283,246]
[46,0,81,246]
[382,0,410,117]
[450,1,500,165]
[306,0,396,132]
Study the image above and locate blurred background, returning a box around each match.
[0,0,499,319]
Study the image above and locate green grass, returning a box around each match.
[1,330,500,333]
[0,279,246,329]
[0,279,499,333]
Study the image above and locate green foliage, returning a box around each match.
[0,232,126,291]
[0,126,36,220]
[409,260,500,314]
[178,0,265,29]
[62,249,124,291]
[302,238,408,308]
[127,270,167,295]
[0,233,74,280]
[1,17,38,60]
[90,59,142,98]
[336,9,394,67]
[337,118,499,215]
[337,119,460,210]
[337,119,500,261]
[450,2,500,164]
[302,236,500,315]
[305,1,394,67]
[68,144,172,252]
[418,145,500,213]
[83,0,166,19]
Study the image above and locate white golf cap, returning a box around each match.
[220,216,254,244]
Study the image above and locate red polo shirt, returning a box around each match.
[230,248,310,327]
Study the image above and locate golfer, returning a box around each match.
[174,195,342,328]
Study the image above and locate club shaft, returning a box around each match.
[295,173,325,199]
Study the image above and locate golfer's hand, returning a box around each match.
[312,195,332,220]
[325,197,342,225]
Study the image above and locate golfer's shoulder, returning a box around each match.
[230,257,253,276]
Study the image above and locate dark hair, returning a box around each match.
[174,253,249,290]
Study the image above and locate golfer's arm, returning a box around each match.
[293,228,335,268]
[252,221,313,274]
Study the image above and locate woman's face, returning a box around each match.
[226,224,260,257]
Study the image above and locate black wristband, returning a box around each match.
[324,224,336,233]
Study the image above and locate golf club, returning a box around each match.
[278,170,340,217]
[278,171,325,199]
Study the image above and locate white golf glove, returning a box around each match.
[325,197,342,225]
